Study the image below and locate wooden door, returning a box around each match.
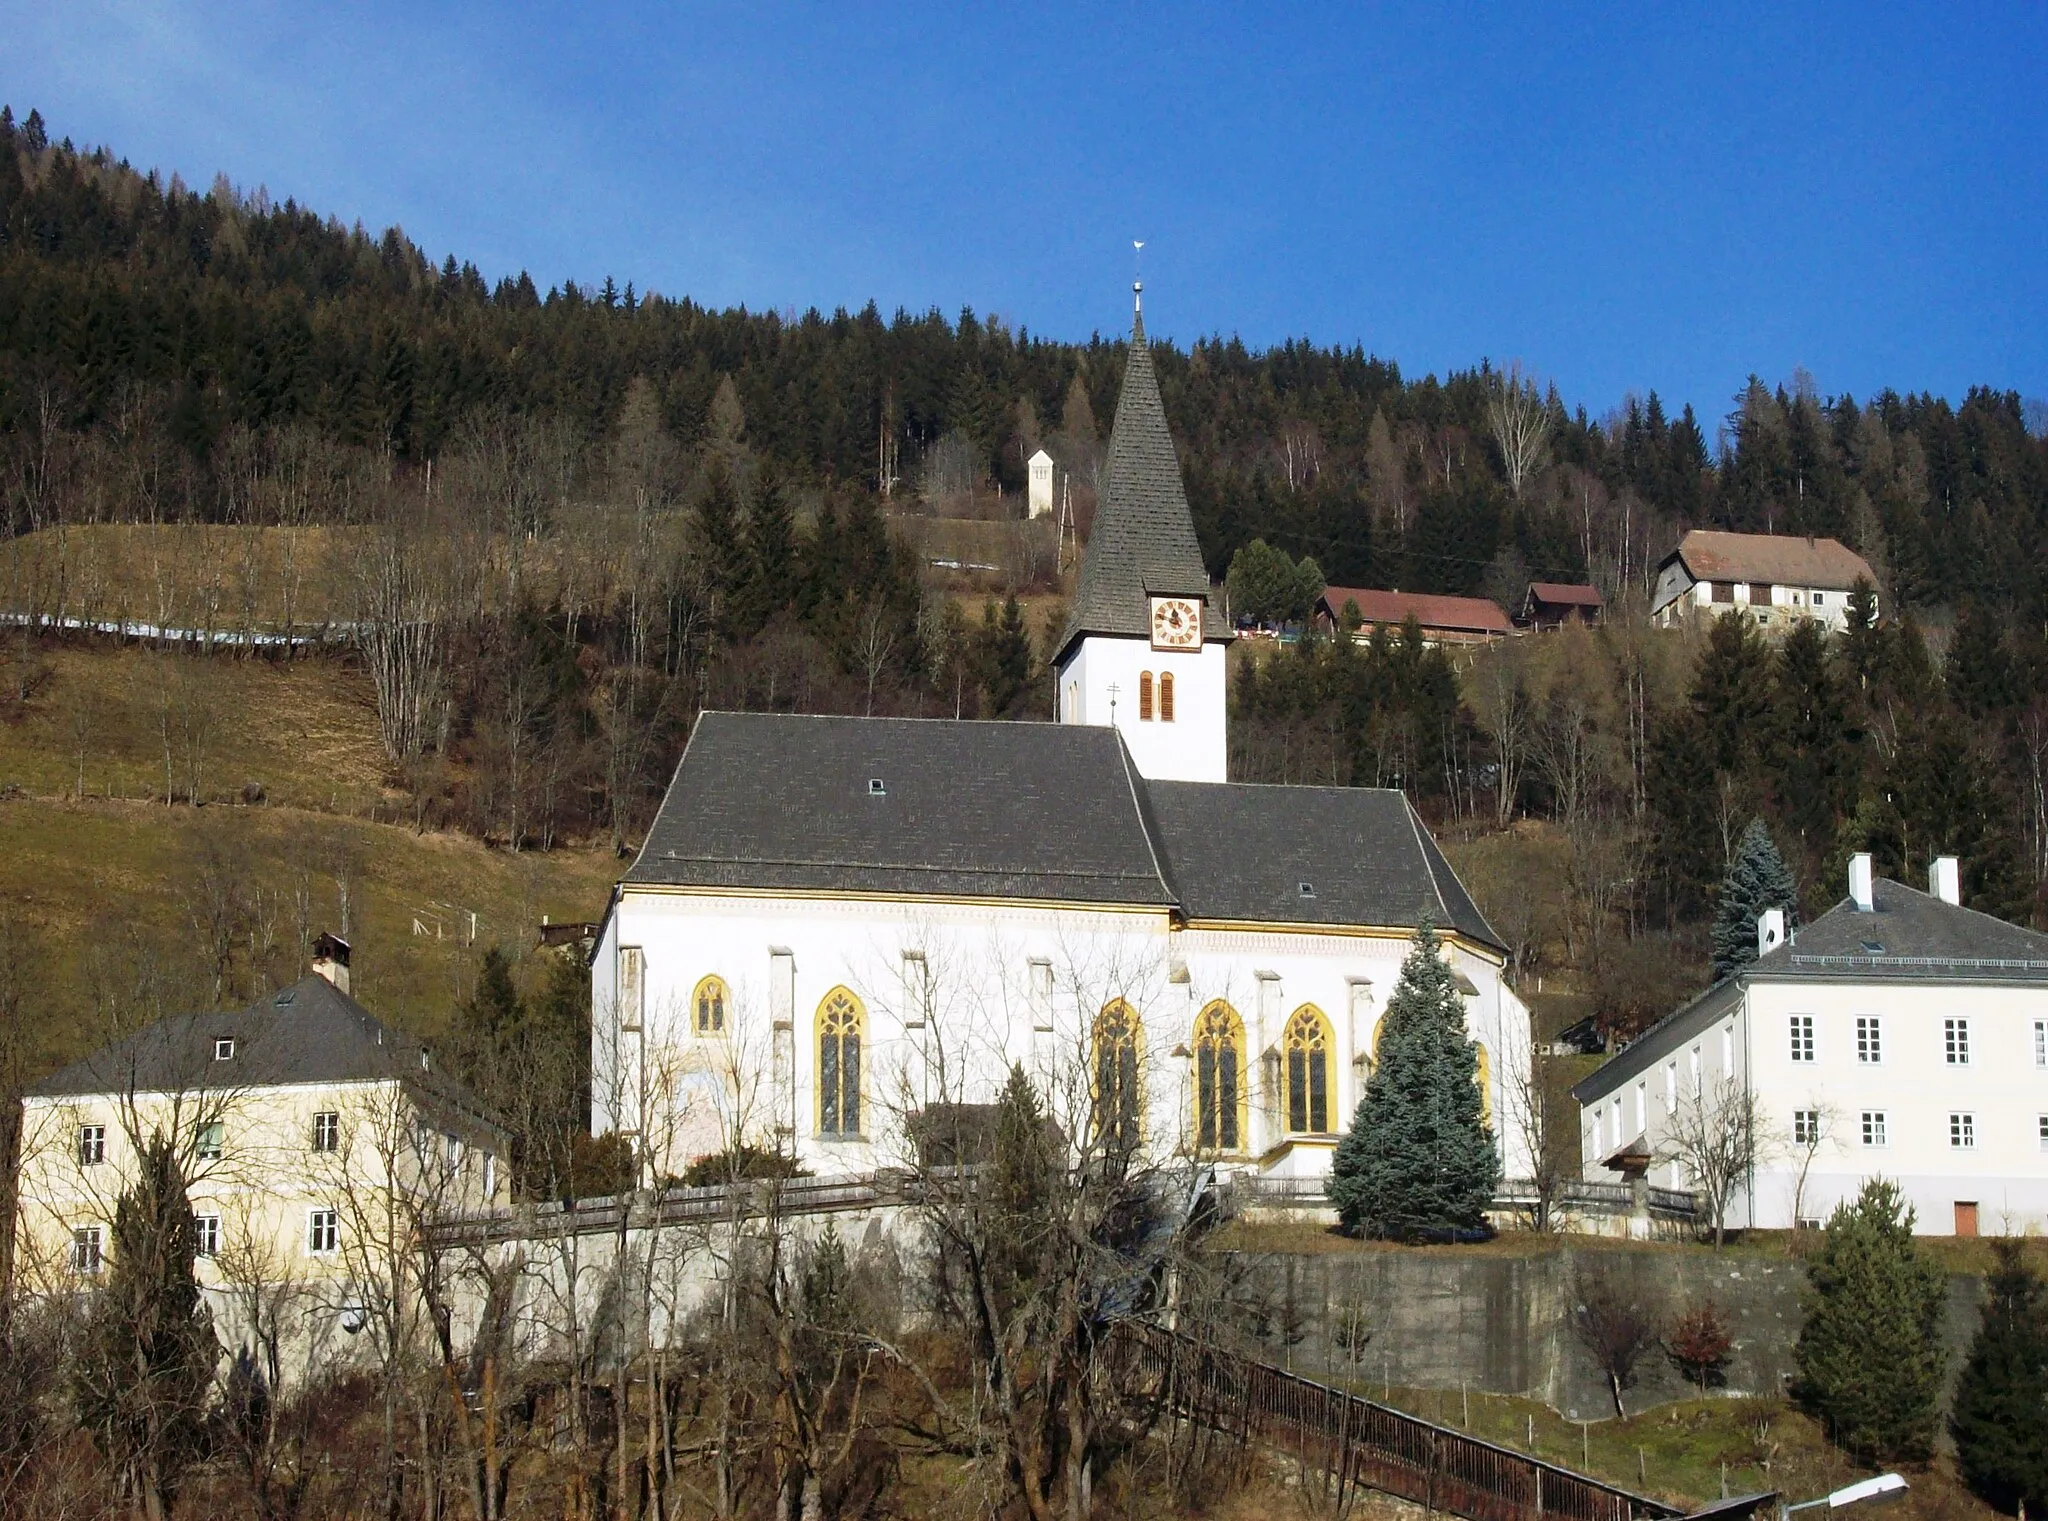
[1955,1201,1979,1238]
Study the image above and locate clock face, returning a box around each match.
[1150,596,1202,651]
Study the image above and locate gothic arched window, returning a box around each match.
[817,988,864,1137]
[1192,1002,1244,1152]
[1138,671,1155,721]
[1159,671,1175,723]
[1284,1006,1333,1134]
[693,976,728,1036]
[1093,1001,1143,1152]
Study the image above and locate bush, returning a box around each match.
[1666,1298,1734,1393]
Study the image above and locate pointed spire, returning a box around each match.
[1057,283,1214,661]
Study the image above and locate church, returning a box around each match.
[591,291,1533,1189]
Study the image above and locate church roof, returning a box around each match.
[1143,780,1496,940]
[1058,302,1223,660]
[628,711,1504,949]
[630,712,1176,906]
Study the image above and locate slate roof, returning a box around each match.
[1058,303,1224,659]
[28,975,505,1133]
[1318,588,1514,637]
[1144,780,1499,943]
[627,711,1504,950]
[628,712,1176,905]
[1666,530,1875,591]
[1572,876,2048,1104]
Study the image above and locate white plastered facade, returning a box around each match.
[595,887,1533,1189]
[1579,976,2048,1235]
[1056,633,1228,784]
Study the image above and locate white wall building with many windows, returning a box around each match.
[1574,854,2048,1236]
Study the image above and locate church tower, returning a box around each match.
[1054,285,1229,783]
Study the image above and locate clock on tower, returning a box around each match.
[1149,596,1201,652]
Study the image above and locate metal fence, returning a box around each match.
[1124,1323,1688,1521]
[1229,1174,1701,1223]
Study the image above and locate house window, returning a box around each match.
[1789,1015,1814,1063]
[816,988,864,1138]
[194,1214,220,1258]
[483,1153,497,1198]
[1159,671,1175,723]
[1950,1112,1977,1149]
[2036,1019,2046,1068]
[196,1121,224,1161]
[693,975,728,1036]
[1861,1110,1888,1148]
[1093,1001,1143,1152]
[444,1133,463,1168]
[1812,593,1826,607]
[1793,1109,1821,1146]
[1664,1060,1676,1112]
[1856,1016,1882,1064]
[1284,1006,1333,1135]
[1138,671,1154,721]
[1634,1081,1646,1136]
[313,1111,340,1152]
[1689,1046,1702,1095]
[71,1226,104,1275]
[1192,1002,1244,1152]
[78,1124,106,1167]
[618,946,644,1033]
[1945,1018,1971,1065]
[306,1208,339,1256]
[2038,1115,2048,1151]
[1710,581,1733,604]
[214,1037,235,1061]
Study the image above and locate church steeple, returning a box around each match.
[1054,283,1228,784]
[1056,291,1214,661]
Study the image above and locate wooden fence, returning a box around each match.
[1123,1323,1691,1521]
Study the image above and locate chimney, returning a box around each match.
[1848,853,1874,913]
[311,932,352,996]
[1929,856,1960,906]
[1757,908,1786,957]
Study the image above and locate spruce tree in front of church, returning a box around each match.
[1330,918,1500,1239]
[1710,818,1799,981]
[1950,1238,2048,1513]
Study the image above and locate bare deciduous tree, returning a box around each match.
[1487,361,1550,499]
[1662,1074,1770,1248]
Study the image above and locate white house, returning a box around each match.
[591,289,1533,1193]
[1650,529,1878,633]
[1573,854,2048,1236]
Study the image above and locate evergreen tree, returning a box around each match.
[1329,918,1500,1238]
[976,596,1033,717]
[1947,601,2019,718]
[692,457,746,631]
[1950,1238,2048,1513]
[735,459,795,637]
[1711,819,1799,980]
[1771,621,1859,859]
[1691,611,1775,775]
[73,1134,217,1521]
[1794,1179,1947,1463]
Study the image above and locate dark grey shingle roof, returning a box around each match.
[1760,877,2048,976]
[627,712,1176,905]
[630,712,1503,952]
[1143,780,1501,948]
[1059,307,1223,658]
[27,977,499,1133]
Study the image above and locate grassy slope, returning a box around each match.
[0,642,618,1078]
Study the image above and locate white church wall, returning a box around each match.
[1058,635,1227,783]
[600,887,1531,1186]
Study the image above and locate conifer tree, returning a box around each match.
[735,460,795,637]
[1950,1238,2048,1513]
[1711,819,1798,980]
[692,457,746,631]
[1329,918,1499,1238]
[73,1134,217,1521]
[1794,1179,1947,1463]
[976,596,1033,717]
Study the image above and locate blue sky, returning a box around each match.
[5,2,2044,420]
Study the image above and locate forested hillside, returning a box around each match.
[5,103,2048,1008]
